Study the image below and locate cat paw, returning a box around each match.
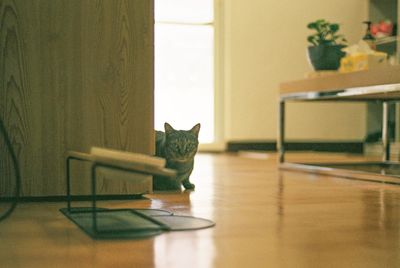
[183,182,195,190]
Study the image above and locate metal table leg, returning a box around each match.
[278,100,285,163]
[382,101,393,162]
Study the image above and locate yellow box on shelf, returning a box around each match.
[339,52,387,73]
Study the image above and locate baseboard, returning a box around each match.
[227,141,277,152]
[364,142,400,161]
[227,140,364,153]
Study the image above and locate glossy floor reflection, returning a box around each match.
[1,152,400,267]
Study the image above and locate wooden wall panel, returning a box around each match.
[0,1,33,195]
[0,0,154,196]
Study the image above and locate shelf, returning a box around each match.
[281,161,400,185]
[280,65,400,98]
[279,65,400,181]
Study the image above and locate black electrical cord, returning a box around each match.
[0,118,20,221]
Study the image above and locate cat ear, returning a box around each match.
[164,122,175,135]
[190,123,201,137]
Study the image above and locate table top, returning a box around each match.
[280,65,400,101]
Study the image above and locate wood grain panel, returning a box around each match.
[0,0,154,196]
[0,0,34,196]
[75,0,154,194]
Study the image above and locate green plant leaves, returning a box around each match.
[329,23,339,33]
[307,19,346,46]
[307,35,318,46]
[307,22,317,29]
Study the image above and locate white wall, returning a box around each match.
[222,0,368,142]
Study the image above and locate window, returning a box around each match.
[155,0,215,144]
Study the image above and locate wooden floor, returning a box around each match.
[1,152,400,268]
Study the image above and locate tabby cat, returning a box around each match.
[153,122,200,191]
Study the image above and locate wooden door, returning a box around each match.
[0,0,154,197]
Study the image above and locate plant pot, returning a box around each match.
[307,44,346,71]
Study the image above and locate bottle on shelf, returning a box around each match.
[362,21,376,50]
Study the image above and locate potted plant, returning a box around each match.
[307,19,347,70]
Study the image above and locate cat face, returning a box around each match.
[164,123,200,162]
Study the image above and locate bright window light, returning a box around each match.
[155,0,214,143]
[155,0,213,24]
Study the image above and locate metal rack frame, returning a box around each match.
[65,151,176,235]
[0,118,21,221]
[278,83,400,184]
